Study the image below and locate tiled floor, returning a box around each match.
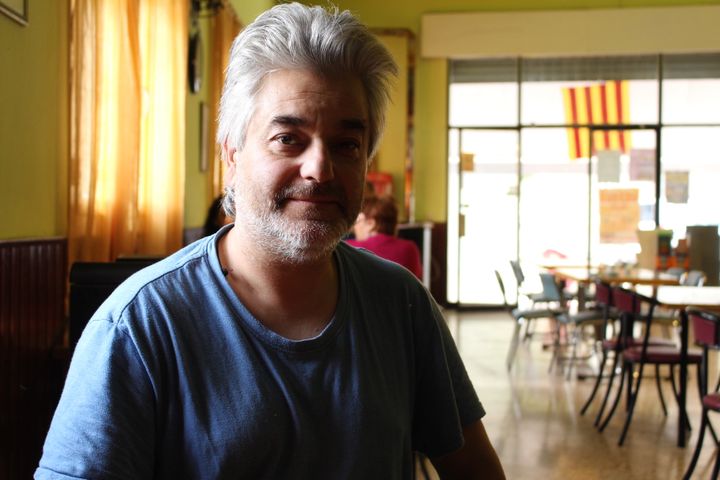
[443,308,719,480]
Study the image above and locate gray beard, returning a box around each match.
[233,180,359,264]
[244,211,348,265]
[235,199,352,265]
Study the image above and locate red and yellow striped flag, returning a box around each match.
[562,80,632,159]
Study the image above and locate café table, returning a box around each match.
[652,286,720,448]
[550,267,679,310]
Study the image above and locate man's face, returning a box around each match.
[226,69,369,263]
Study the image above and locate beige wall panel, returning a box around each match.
[422,6,720,58]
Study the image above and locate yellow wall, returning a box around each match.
[185,0,274,229]
[374,33,410,221]
[229,0,274,24]
[301,0,720,222]
[2,0,718,240]
[0,1,68,239]
[184,16,213,229]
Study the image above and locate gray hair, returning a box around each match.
[217,3,398,217]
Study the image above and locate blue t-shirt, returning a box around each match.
[36,226,484,479]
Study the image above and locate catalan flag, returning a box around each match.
[562,80,632,159]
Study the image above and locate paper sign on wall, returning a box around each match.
[629,148,656,181]
[665,171,689,204]
[597,150,621,183]
[460,152,475,172]
[599,188,640,243]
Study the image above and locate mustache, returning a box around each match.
[273,183,347,206]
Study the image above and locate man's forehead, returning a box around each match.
[254,69,368,119]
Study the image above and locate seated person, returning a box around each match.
[346,195,423,279]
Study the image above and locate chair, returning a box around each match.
[598,287,703,446]
[509,261,574,342]
[510,260,570,307]
[540,273,607,378]
[665,267,686,280]
[69,259,157,350]
[579,281,617,416]
[683,309,720,480]
[585,285,679,427]
[681,269,707,287]
[494,270,564,371]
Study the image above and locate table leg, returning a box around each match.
[679,309,688,448]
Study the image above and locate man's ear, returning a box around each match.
[222,141,238,182]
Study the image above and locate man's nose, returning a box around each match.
[299,141,334,182]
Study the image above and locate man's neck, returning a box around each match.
[218,227,339,340]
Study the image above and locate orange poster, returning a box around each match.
[599,188,640,243]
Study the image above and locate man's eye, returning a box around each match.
[276,135,297,145]
[338,140,360,152]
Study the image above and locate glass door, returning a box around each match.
[447,128,519,305]
[518,128,591,267]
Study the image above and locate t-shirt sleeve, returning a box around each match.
[411,291,485,458]
[35,317,155,480]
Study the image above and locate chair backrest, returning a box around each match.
[611,287,641,316]
[681,269,706,286]
[612,286,659,346]
[538,272,563,303]
[594,281,612,307]
[690,309,720,348]
[494,270,511,311]
[69,260,157,350]
[509,260,525,286]
[665,267,686,279]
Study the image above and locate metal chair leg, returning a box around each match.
[595,351,621,427]
[599,361,628,432]
[618,363,647,446]
[581,348,608,416]
[655,364,668,416]
[682,407,708,480]
[506,319,523,371]
[711,441,720,480]
[669,365,693,431]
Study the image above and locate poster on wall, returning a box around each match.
[597,150,621,183]
[629,148,656,181]
[460,152,475,172]
[599,188,640,243]
[0,0,28,25]
[665,171,689,204]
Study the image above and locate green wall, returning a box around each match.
[0,1,68,239]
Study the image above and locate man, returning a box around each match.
[37,3,505,479]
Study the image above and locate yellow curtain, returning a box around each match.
[68,0,187,264]
[208,2,242,202]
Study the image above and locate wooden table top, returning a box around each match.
[552,267,679,286]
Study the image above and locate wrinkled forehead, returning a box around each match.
[250,68,370,132]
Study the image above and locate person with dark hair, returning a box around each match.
[37,4,504,479]
[346,195,423,279]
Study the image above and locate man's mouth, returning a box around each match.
[276,184,346,210]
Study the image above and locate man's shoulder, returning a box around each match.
[97,237,217,320]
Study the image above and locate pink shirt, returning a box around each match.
[346,234,423,280]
